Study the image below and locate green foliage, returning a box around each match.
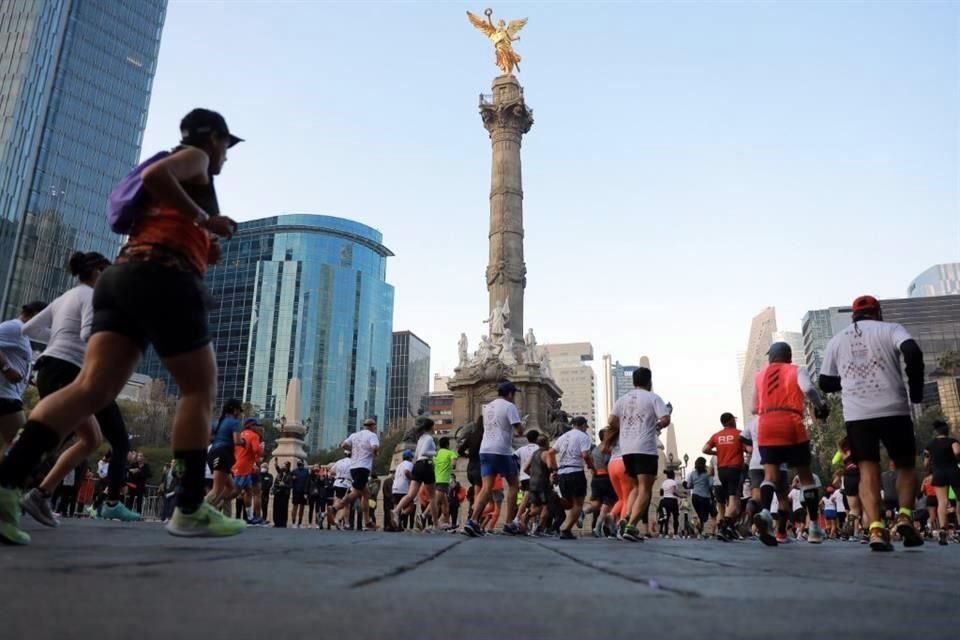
[308,446,343,466]
[138,445,174,484]
[937,351,960,374]
[375,429,404,476]
[808,395,846,484]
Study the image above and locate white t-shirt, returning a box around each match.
[554,429,592,474]
[821,320,914,421]
[788,488,804,512]
[515,442,539,481]
[771,493,780,514]
[610,388,669,456]
[710,456,721,487]
[393,460,413,495]
[333,457,353,488]
[0,319,32,401]
[821,496,836,513]
[344,429,380,470]
[741,417,762,470]
[22,284,94,368]
[661,478,678,499]
[831,491,846,513]
[480,398,522,456]
[415,433,436,461]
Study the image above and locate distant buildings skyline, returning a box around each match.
[0,0,166,317]
[541,342,596,432]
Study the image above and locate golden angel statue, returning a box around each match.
[467,9,528,76]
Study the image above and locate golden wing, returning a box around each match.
[505,18,528,38]
[467,11,495,37]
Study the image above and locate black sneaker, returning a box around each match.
[462,519,483,537]
[559,529,576,540]
[939,530,948,546]
[896,516,924,548]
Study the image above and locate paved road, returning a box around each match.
[2,519,954,639]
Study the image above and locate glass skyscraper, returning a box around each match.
[140,214,395,452]
[0,0,166,316]
[387,331,431,433]
[908,263,960,298]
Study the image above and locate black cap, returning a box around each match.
[767,341,793,363]
[572,416,588,427]
[720,412,736,426]
[21,301,47,316]
[180,108,243,148]
[498,381,518,396]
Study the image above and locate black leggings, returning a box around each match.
[308,496,324,524]
[36,357,129,501]
[692,494,712,527]
[661,498,679,532]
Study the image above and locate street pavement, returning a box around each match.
[2,519,954,639]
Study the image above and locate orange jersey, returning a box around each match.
[233,428,262,476]
[755,363,808,447]
[707,427,744,468]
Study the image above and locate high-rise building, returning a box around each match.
[541,342,596,432]
[0,0,166,316]
[801,308,849,377]
[387,331,431,433]
[740,307,778,418]
[908,263,960,298]
[139,214,394,451]
[601,355,640,424]
[772,331,805,366]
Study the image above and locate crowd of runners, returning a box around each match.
[0,108,957,554]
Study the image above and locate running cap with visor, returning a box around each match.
[498,381,519,396]
[851,295,881,315]
[180,108,243,148]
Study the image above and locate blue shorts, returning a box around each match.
[480,453,518,480]
[824,509,837,521]
[235,474,257,490]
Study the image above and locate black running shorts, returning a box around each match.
[716,467,742,503]
[207,445,234,473]
[0,398,23,417]
[845,415,916,468]
[843,473,860,496]
[932,467,960,490]
[350,468,371,491]
[590,475,616,506]
[557,471,587,499]
[759,443,811,468]
[411,460,435,485]
[623,453,658,477]
[292,491,307,506]
[92,261,211,358]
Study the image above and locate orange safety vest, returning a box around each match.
[756,363,804,416]
[755,363,807,447]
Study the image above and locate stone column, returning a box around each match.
[481,75,533,338]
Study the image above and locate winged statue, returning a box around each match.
[467,9,528,76]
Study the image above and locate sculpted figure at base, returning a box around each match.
[524,328,538,364]
[458,333,469,367]
[499,328,517,366]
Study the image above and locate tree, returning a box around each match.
[808,395,845,482]
[375,429,404,476]
[937,351,960,375]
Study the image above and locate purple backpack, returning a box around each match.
[106,151,170,234]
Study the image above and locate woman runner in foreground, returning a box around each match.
[0,108,243,544]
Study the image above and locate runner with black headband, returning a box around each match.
[0,109,244,544]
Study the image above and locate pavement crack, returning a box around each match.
[348,539,464,589]
[532,541,702,598]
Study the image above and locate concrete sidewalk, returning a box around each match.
[1,519,953,639]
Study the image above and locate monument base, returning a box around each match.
[449,361,560,440]
[271,436,307,470]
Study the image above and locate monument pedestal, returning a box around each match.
[270,379,308,469]
[449,360,560,439]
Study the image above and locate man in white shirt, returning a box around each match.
[463,381,525,537]
[609,367,671,542]
[337,417,380,531]
[326,453,354,528]
[513,430,541,530]
[390,449,414,530]
[0,302,47,449]
[820,295,925,552]
[552,416,595,539]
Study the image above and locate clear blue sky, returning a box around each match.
[142,1,959,459]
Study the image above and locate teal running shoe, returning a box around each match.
[101,501,142,522]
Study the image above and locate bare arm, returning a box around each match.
[141,147,213,224]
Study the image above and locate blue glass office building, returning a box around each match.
[0,0,166,317]
[140,215,395,452]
